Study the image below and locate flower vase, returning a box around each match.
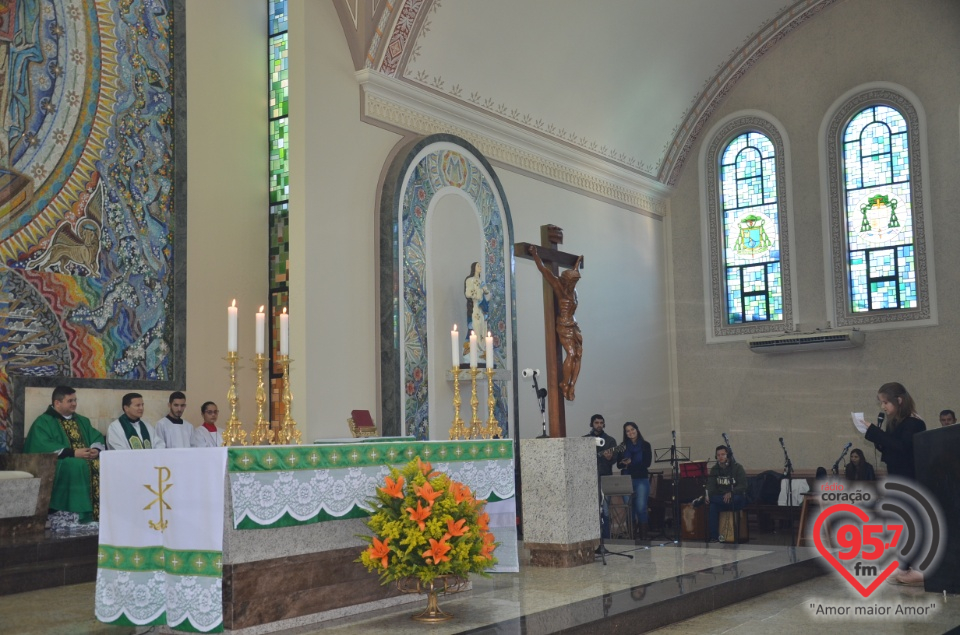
[397,575,468,623]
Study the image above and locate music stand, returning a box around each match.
[655,445,690,543]
[598,475,634,561]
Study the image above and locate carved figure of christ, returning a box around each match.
[515,225,584,438]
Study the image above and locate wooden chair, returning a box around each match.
[347,409,378,438]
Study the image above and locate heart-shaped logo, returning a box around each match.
[812,503,902,597]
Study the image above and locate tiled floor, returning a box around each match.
[0,541,956,634]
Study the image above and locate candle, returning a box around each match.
[469,331,478,369]
[256,306,265,355]
[451,325,459,368]
[227,299,238,353]
[485,331,494,369]
[279,308,289,356]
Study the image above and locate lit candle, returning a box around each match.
[451,325,459,368]
[256,306,265,355]
[279,308,289,356]
[469,330,478,369]
[485,331,494,369]
[227,299,238,353]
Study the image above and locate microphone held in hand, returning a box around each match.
[877,412,885,429]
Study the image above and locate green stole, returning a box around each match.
[119,414,152,449]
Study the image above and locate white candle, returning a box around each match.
[485,331,494,369]
[469,331,478,369]
[256,306,265,355]
[279,308,289,356]
[451,325,459,368]
[227,300,238,353]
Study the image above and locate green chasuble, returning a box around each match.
[24,407,105,522]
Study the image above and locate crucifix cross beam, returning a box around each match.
[515,224,584,438]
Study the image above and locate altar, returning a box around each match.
[94,439,517,633]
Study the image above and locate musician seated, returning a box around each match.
[706,445,747,542]
[844,448,876,481]
[584,414,618,539]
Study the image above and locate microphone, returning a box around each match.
[843,441,852,451]
[521,368,541,378]
[595,437,605,447]
[778,437,785,447]
[877,412,885,429]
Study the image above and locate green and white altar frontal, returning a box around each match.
[96,448,228,633]
[229,439,519,572]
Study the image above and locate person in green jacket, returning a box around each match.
[24,385,105,524]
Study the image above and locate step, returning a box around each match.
[0,555,98,596]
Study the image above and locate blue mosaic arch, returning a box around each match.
[379,135,517,440]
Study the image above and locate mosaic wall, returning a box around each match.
[0,1,184,452]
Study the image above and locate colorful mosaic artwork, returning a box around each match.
[269,203,288,286]
[843,106,915,312]
[399,147,510,440]
[0,1,178,452]
[719,132,782,324]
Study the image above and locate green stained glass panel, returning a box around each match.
[270,203,288,287]
[270,33,288,118]
[269,117,289,204]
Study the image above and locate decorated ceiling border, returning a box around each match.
[370,0,837,186]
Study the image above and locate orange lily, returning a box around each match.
[368,536,390,568]
[423,536,452,565]
[480,531,496,559]
[450,481,473,504]
[379,475,405,499]
[446,517,468,537]
[406,500,432,530]
[413,481,443,506]
[416,457,438,478]
[477,511,490,532]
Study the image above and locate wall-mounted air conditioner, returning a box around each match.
[748,329,865,354]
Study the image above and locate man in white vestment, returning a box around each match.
[106,393,165,450]
[155,391,194,448]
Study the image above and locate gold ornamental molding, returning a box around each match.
[357,70,670,218]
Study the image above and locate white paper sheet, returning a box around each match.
[851,412,868,434]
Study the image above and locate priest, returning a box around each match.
[24,386,106,524]
[106,393,165,450]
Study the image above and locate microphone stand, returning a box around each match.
[595,443,632,563]
[831,445,851,476]
[528,373,548,438]
[720,433,741,543]
[779,438,796,532]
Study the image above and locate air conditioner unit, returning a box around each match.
[748,329,865,354]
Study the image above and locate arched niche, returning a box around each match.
[379,135,516,439]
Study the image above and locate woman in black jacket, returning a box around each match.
[844,448,876,481]
[617,422,652,539]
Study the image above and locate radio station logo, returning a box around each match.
[812,477,944,598]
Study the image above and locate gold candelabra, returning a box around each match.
[222,352,247,446]
[483,367,500,439]
[250,353,271,445]
[467,368,482,439]
[449,367,468,440]
[273,355,302,445]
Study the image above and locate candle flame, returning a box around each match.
[231,299,236,307]
[259,305,264,313]
[487,331,492,337]
[453,324,457,331]
[282,307,287,314]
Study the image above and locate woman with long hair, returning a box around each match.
[863,382,926,585]
[844,448,876,481]
[616,422,652,540]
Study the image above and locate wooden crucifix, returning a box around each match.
[515,225,584,438]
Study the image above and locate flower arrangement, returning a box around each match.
[358,457,498,586]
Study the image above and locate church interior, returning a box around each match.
[1,0,959,633]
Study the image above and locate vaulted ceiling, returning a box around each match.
[335,0,839,193]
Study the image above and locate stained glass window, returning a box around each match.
[269,0,289,426]
[719,132,783,324]
[842,106,915,312]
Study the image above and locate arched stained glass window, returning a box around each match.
[701,114,795,340]
[824,87,934,329]
[842,106,913,312]
[720,132,782,324]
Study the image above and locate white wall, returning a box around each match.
[668,0,960,471]
[185,2,268,425]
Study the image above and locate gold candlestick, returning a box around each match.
[222,351,247,446]
[273,355,302,445]
[468,368,481,439]
[449,367,467,440]
[484,367,500,439]
[250,353,271,445]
